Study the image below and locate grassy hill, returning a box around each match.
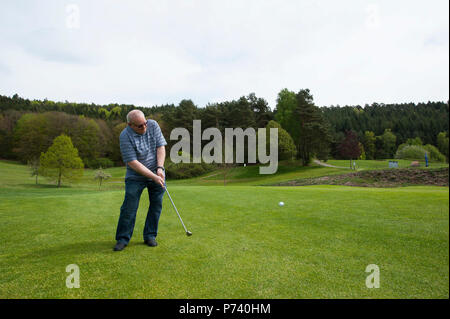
[2,158,446,189]
[0,160,448,298]
[171,159,448,187]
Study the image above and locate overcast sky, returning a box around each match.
[0,0,448,110]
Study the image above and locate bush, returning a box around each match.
[395,145,445,162]
[263,120,296,160]
[396,143,408,153]
[84,157,115,169]
[165,161,217,179]
[395,145,427,160]
[423,144,446,162]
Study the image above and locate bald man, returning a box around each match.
[114,110,167,251]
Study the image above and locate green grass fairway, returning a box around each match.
[0,161,448,298]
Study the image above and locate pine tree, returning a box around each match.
[294,89,331,166]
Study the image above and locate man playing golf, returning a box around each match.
[114,110,167,251]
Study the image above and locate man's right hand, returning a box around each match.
[127,160,166,188]
[153,175,165,188]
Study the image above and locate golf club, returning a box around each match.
[165,185,192,236]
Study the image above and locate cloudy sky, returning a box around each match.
[0,0,448,109]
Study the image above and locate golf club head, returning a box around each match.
[186,231,193,236]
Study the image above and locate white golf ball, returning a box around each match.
[279,201,285,207]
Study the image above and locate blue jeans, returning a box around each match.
[115,179,166,245]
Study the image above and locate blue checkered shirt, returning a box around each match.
[119,119,167,181]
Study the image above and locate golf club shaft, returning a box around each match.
[165,186,188,233]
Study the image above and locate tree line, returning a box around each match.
[0,91,448,170]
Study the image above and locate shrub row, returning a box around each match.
[165,161,217,179]
[84,157,115,169]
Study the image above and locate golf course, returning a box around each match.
[0,159,448,299]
